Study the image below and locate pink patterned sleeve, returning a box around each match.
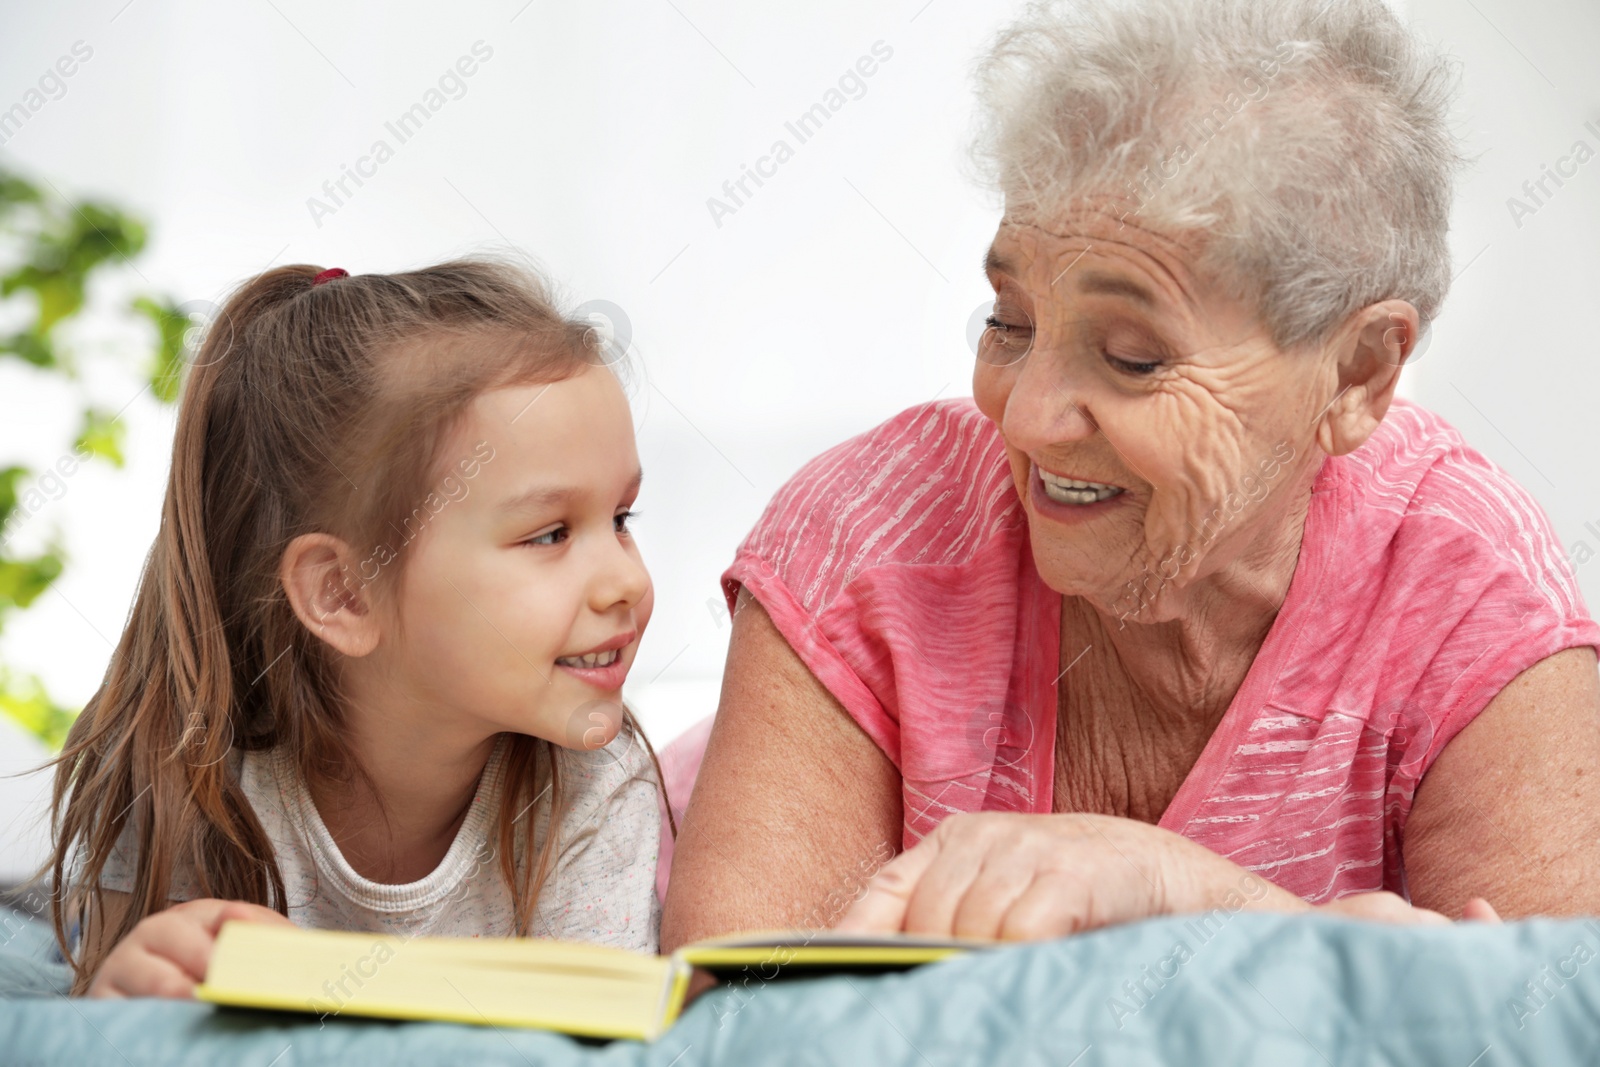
[1388,457,1600,799]
[717,399,1026,773]
[719,428,905,764]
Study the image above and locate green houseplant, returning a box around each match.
[0,166,189,751]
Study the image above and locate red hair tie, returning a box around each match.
[312,268,349,286]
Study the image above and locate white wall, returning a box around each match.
[1,0,1595,882]
[1405,0,1600,577]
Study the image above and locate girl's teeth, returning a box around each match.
[558,649,619,668]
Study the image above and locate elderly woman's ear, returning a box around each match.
[1314,299,1416,458]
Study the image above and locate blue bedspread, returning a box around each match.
[3,906,1598,1065]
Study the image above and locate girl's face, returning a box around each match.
[370,363,652,751]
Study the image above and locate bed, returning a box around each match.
[3,902,1597,1065]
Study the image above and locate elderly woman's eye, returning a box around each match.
[1106,353,1162,376]
[984,315,1034,345]
[978,313,1035,367]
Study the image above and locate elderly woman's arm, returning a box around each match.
[669,604,1590,949]
[658,587,903,952]
[835,647,1600,938]
[663,589,1424,948]
[1404,645,1600,917]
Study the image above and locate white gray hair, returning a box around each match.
[971,0,1468,350]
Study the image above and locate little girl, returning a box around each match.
[45,260,667,997]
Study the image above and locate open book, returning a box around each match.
[196,922,985,1041]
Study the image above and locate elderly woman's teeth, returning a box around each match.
[1040,470,1123,505]
[557,649,620,668]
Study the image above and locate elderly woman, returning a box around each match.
[661,0,1600,950]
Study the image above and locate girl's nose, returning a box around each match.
[591,534,650,612]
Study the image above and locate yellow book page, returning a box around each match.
[196,922,687,1042]
[676,929,990,973]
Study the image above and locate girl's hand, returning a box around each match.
[87,898,294,999]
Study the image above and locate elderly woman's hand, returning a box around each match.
[834,812,1497,939]
[835,811,1285,939]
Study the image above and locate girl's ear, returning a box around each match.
[279,533,380,657]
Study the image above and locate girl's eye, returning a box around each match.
[1106,353,1162,376]
[525,524,568,546]
[615,509,639,535]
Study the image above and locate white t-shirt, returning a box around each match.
[98,732,662,952]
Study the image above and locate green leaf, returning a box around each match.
[0,171,43,231]
[0,170,43,208]
[37,272,85,334]
[66,201,147,271]
[0,669,79,751]
[133,296,191,404]
[74,408,126,468]
[2,264,86,336]
[0,465,28,529]
[1,195,148,336]
[0,330,57,368]
[0,550,65,612]
[0,169,158,755]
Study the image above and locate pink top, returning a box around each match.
[718,397,1600,903]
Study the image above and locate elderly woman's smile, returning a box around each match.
[1032,465,1126,507]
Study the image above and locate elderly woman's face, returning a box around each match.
[973,206,1333,623]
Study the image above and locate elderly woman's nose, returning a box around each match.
[1002,346,1099,446]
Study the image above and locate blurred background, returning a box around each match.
[1,0,1597,885]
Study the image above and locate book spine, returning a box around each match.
[653,954,695,1040]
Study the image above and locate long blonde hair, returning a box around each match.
[47,259,664,990]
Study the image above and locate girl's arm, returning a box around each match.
[659,587,903,952]
[84,889,292,998]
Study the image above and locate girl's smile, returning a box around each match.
[554,628,637,690]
